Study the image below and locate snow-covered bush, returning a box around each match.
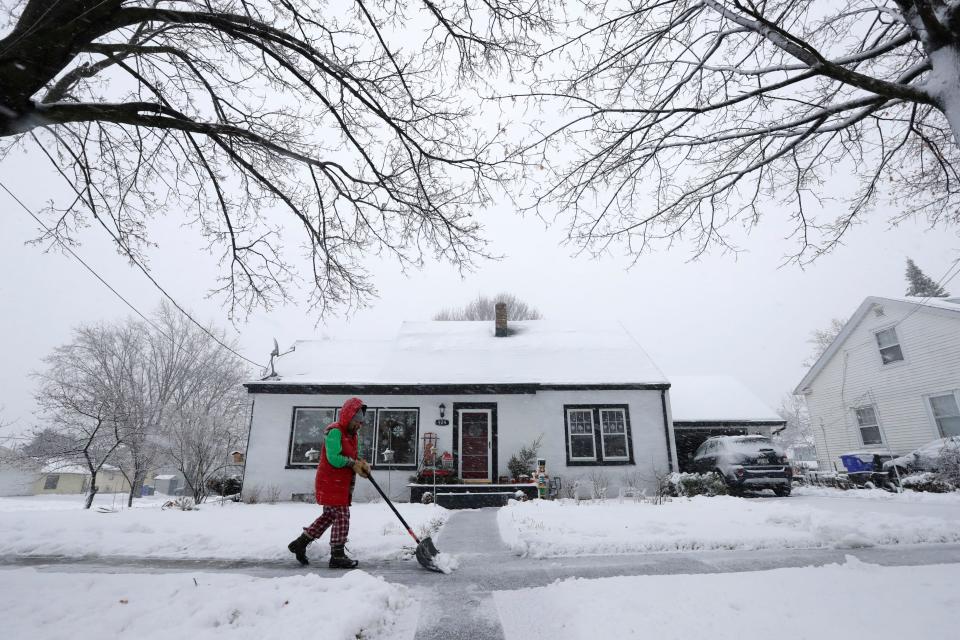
[206,475,242,497]
[507,435,543,481]
[162,496,197,511]
[559,476,579,500]
[901,473,955,493]
[243,485,262,504]
[264,485,281,504]
[935,447,960,488]
[586,470,608,500]
[669,472,729,497]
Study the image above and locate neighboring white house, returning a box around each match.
[668,376,786,471]
[794,296,960,472]
[243,316,677,502]
[0,447,40,497]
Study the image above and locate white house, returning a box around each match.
[0,447,39,497]
[794,296,960,471]
[243,314,678,503]
[668,376,785,470]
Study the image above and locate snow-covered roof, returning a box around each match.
[40,459,119,475]
[795,296,960,394]
[154,474,177,480]
[41,460,90,475]
[668,376,783,423]
[253,320,667,386]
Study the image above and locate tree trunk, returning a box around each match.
[84,478,98,510]
[127,467,143,507]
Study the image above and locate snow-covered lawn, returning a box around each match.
[0,493,450,564]
[492,557,960,640]
[497,491,960,557]
[0,568,416,640]
[793,485,960,503]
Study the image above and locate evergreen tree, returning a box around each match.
[905,259,949,297]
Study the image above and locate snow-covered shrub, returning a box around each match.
[901,473,955,493]
[935,447,960,488]
[162,496,197,511]
[586,470,608,500]
[807,472,852,490]
[420,491,434,504]
[649,468,673,505]
[507,435,543,480]
[264,485,281,504]
[559,476,579,500]
[206,475,242,497]
[669,472,729,497]
[243,485,262,504]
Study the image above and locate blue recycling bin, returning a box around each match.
[839,454,874,473]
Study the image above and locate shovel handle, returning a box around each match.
[367,472,421,544]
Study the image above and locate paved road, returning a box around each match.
[6,508,960,639]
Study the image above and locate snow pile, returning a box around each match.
[431,552,459,574]
[492,557,960,640]
[0,494,450,563]
[0,568,416,640]
[497,495,960,557]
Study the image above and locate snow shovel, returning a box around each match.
[366,472,443,573]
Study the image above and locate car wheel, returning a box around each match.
[774,486,791,497]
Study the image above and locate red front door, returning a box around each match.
[459,410,491,481]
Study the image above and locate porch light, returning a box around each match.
[439,403,446,418]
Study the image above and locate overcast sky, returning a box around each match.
[2,137,958,441]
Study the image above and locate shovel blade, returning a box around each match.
[415,536,443,573]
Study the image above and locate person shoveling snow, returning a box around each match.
[287,397,372,569]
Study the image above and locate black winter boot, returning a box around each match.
[329,544,359,569]
[287,533,313,566]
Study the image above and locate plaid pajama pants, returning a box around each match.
[304,506,351,545]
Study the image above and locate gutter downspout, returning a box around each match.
[660,389,674,472]
[238,395,256,500]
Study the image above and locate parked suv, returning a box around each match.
[691,435,793,496]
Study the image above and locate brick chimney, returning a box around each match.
[495,302,508,337]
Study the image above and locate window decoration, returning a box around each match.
[564,405,634,465]
[288,406,419,468]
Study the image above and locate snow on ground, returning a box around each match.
[497,493,960,557]
[0,568,417,640]
[793,485,960,503]
[0,493,450,563]
[492,557,960,640]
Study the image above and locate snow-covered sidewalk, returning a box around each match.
[497,491,960,557]
[0,568,417,640]
[492,557,960,640]
[0,494,450,564]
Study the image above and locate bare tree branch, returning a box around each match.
[513,0,960,264]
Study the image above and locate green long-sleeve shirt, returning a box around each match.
[324,429,356,468]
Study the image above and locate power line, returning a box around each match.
[24,133,266,370]
[0,180,264,369]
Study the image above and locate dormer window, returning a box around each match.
[874,327,903,364]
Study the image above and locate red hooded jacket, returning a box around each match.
[314,397,364,506]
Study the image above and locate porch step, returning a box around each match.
[409,483,538,509]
